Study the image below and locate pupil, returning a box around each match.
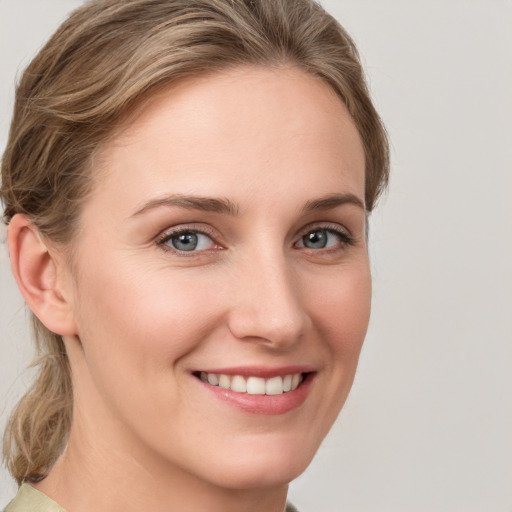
[304,230,327,249]
[172,232,198,251]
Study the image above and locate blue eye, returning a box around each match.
[298,228,351,250]
[163,230,215,252]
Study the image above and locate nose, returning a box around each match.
[227,252,310,350]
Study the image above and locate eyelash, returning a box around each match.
[156,223,355,255]
[296,223,355,251]
[156,225,220,256]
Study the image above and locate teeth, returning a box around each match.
[198,372,304,395]
[218,374,231,389]
[283,374,292,392]
[207,373,219,386]
[231,375,247,393]
[265,376,283,395]
[247,376,266,395]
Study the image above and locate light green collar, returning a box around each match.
[5,483,298,512]
[4,483,66,512]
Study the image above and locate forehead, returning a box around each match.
[91,65,365,214]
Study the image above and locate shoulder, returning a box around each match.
[4,484,66,512]
[4,485,298,512]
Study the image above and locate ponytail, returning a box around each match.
[3,316,72,484]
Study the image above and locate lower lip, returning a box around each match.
[194,373,314,415]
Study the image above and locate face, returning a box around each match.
[63,65,370,490]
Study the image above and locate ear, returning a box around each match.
[7,214,77,336]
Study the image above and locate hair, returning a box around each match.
[1,0,389,485]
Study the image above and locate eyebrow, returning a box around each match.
[131,194,240,217]
[302,193,365,213]
[131,191,365,218]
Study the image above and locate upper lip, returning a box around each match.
[193,365,316,379]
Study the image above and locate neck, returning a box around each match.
[34,418,289,512]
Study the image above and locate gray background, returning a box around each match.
[1,0,511,510]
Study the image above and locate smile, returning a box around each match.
[196,372,304,395]
[192,366,315,415]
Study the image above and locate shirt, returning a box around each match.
[4,484,65,512]
[4,483,299,512]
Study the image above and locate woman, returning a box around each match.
[1,0,389,511]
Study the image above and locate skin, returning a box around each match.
[11,65,370,512]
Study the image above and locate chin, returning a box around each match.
[208,458,309,491]
[197,431,322,490]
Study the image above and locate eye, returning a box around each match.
[159,229,217,253]
[296,227,353,250]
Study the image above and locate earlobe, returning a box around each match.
[7,214,77,336]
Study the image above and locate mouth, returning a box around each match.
[192,371,309,395]
[191,368,315,415]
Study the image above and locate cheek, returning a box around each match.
[71,254,222,389]
[307,261,371,428]
[294,261,371,445]
[311,262,372,357]
[69,262,227,447]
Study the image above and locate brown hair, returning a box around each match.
[1,0,389,484]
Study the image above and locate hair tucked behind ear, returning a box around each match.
[1,0,389,484]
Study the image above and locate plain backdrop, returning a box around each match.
[1,1,511,510]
